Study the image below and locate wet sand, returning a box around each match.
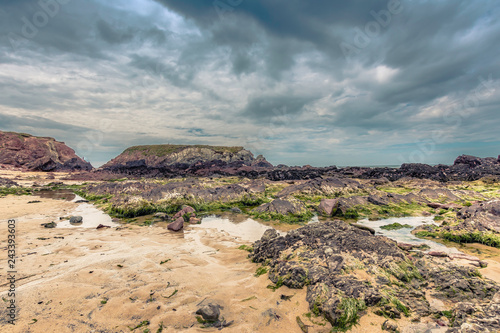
[0,192,494,332]
[0,196,337,333]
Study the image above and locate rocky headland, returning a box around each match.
[0,131,92,172]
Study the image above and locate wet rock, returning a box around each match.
[252,220,499,330]
[318,199,337,216]
[382,319,399,332]
[172,206,195,220]
[195,303,222,321]
[69,216,83,225]
[252,198,307,216]
[167,217,185,232]
[189,217,201,224]
[153,212,168,221]
[428,251,448,257]
[397,243,415,251]
[230,207,242,214]
[351,223,375,235]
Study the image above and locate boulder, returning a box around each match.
[69,216,83,225]
[167,217,185,232]
[318,199,337,216]
[252,199,307,216]
[173,206,196,220]
[195,303,222,321]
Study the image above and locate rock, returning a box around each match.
[428,251,448,257]
[457,199,500,233]
[74,199,89,203]
[195,303,222,321]
[318,199,337,216]
[172,206,196,220]
[41,222,57,228]
[252,198,307,216]
[167,217,185,232]
[69,216,83,225]
[382,319,399,332]
[230,207,243,214]
[0,177,18,187]
[153,212,168,221]
[398,243,415,251]
[351,223,375,235]
[189,217,201,224]
[96,224,110,229]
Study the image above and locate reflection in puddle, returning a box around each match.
[190,215,285,243]
[34,189,76,201]
[55,195,119,229]
[358,216,462,254]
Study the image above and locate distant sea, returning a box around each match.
[337,165,401,168]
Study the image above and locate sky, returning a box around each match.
[0,0,499,167]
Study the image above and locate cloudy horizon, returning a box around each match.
[0,0,499,167]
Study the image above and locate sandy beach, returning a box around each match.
[0,195,340,333]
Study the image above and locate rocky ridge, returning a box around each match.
[99,144,273,177]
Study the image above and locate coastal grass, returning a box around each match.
[385,261,422,283]
[380,223,413,230]
[125,144,244,157]
[0,187,33,197]
[416,230,500,248]
[332,298,366,332]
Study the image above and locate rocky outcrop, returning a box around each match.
[251,221,499,331]
[0,177,18,187]
[100,144,273,178]
[0,131,92,172]
[457,199,500,233]
[252,198,308,216]
[356,155,500,182]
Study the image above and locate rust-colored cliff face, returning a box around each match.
[0,131,93,171]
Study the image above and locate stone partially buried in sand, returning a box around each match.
[196,303,222,321]
[69,216,83,225]
[167,217,185,231]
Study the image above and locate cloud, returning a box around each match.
[0,0,498,167]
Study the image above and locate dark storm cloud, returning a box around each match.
[242,94,319,123]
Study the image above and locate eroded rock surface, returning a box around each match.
[251,221,499,331]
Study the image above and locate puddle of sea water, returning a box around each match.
[33,189,118,229]
[34,188,76,201]
[358,216,462,254]
[54,194,119,229]
[189,215,286,243]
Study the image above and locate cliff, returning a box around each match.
[100,144,273,177]
[0,131,93,172]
